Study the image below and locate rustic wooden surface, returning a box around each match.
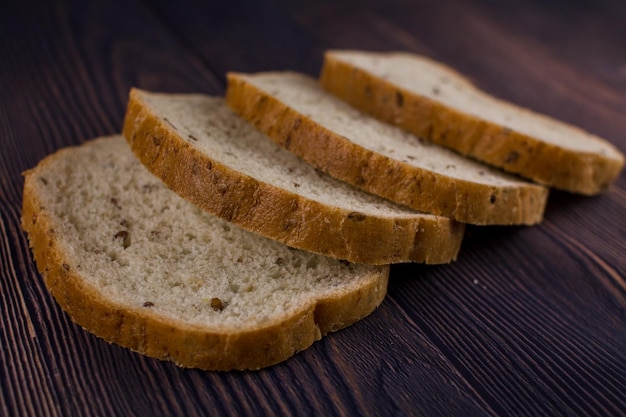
[1,0,625,416]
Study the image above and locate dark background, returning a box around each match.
[1,0,625,416]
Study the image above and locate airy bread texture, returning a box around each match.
[320,50,625,195]
[122,88,464,264]
[226,72,548,225]
[21,136,389,371]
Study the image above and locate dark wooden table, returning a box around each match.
[2,0,625,416]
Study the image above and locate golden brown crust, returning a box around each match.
[225,74,548,225]
[20,141,389,371]
[320,51,625,195]
[122,89,464,264]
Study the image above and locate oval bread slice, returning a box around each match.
[226,71,549,225]
[320,50,625,195]
[122,88,464,264]
[21,136,390,371]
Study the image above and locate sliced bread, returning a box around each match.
[21,136,389,371]
[319,50,625,195]
[226,72,549,225]
[122,88,464,265]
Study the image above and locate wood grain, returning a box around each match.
[1,0,625,416]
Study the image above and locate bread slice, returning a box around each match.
[122,88,464,265]
[320,50,625,195]
[226,71,549,226]
[21,136,390,371]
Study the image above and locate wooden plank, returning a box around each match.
[143,0,326,76]
[391,225,626,416]
[1,0,625,416]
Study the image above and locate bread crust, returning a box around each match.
[320,50,625,195]
[225,73,548,225]
[21,139,389,371]
[122,89,464,264]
